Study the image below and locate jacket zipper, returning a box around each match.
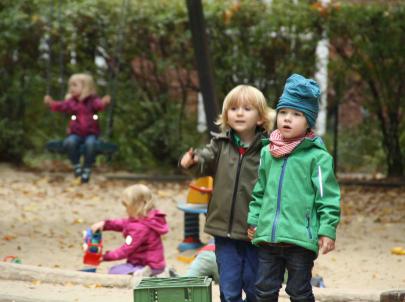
[271,157,288,242]
[227,152,244,237]
[306,212,313,239]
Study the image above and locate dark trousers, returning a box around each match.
[63,134,97,168]
[215,236,258,302]
[256,245,316,302]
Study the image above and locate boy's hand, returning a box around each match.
[247,226,256,241]
[180,148,198,169]
[101,95,111,105]
[91,221,105,232]
[44,95,53,105]
[318,236,335,255]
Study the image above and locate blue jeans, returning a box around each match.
[256,245,316,302]
[63,134,98,168]
[215,236,258,302]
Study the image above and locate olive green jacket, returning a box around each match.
[193,131,267,241]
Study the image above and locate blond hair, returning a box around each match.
[216,85,276,133]
[65,73,97,100]
[121,184,155,219]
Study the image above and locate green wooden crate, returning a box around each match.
[133,277,212,302]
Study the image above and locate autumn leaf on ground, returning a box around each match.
[70,178,82,186]
[2,235,16,241]
[74,191,85,198]
[89,196,101,202]
[23,202,39,212]
[85,283,103,288]
[72,218,84,224]
[35,177,50,186]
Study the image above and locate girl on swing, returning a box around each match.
[44,73,111,183]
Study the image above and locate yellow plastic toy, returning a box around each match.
[391,247,405,255]
[176,249,197,264]
[187,176,213,204]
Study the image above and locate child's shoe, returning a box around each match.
[73,164,82,177]
[81,168,91,184]
[168,267,179,277]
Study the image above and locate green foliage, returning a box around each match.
[0,0,44,162]
[326,119,386,174]
[207,0,322,106]
[0,119,26,163]
[1,0,402,174]
[0,0,319,170]
[328,3,405,176]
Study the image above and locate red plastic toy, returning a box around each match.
[82,228,103,266]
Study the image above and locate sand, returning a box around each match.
[0,163,404,300]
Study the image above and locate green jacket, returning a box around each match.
[247,137,341,254]
[194,131,267,241]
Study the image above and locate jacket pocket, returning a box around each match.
[305,212,313,240]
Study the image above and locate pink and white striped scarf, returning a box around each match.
[269,129,315,158]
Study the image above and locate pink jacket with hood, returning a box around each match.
[102,209,169,270]
[49,95,107,136]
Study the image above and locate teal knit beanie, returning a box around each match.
[276,74,320,128]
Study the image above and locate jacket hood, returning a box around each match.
[295,136,327,153]
[138,209,169,235]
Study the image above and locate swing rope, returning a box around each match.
[57,0,65,99]
[45,0,65,99]
[45,1,53,96]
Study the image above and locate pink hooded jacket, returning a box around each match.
[49,95,107,136]
[102,209,169,270]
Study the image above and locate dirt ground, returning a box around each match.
[0,162,404,299]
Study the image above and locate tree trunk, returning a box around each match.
[376,106,403,178]
[384,119,403,178]
[368,79,403,178]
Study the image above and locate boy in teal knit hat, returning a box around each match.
[276,73,320,128]
[247,74,341,302]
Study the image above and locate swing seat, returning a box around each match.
[46,139,118,156]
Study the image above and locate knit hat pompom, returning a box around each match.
[276,73,320,128]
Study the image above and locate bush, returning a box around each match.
[3,0,402,175]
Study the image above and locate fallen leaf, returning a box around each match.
[32,280,42,285]
[23,203,39,212]
[85,283,103,288]
[35,177,50,185]
[72,218,84,224]
[2,235,16,241]
[64,282,74,287]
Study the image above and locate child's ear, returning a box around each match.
[257,119,264,126]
